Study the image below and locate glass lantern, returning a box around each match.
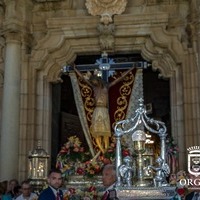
[28,141,49,192]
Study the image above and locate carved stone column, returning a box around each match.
[188,0,200,64]
[0,32,21,180]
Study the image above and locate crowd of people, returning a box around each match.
[0,169,64,200]
[0,165,199,200]
[0,179,37,200]
[0,165,116,200]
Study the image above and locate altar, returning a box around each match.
[55,98,178,200]
[64,175,176,200]
[57,99,178,200]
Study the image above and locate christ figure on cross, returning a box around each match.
[73,65,135,154]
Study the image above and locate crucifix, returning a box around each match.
[62,53,149,154]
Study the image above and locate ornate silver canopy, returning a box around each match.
[114,98,169,187]
[113,98,176,199]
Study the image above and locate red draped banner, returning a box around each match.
[76,68,137,133]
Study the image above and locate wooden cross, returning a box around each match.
[62,53,149,82]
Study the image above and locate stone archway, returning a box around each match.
[29,15,187,170]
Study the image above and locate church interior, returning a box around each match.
[0,0,200,199]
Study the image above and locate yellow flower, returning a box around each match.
[61,164,71,172]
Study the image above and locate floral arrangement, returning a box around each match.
[100,136,131,163]
[63,185,103,200]
[83,160,102,178]
[73,158,103,178]
[166,135,179,174]
[169,170,189,200]
[56,136,91,176]
[166,136,179,156]
[56,135,110,178]
[56,135,131,179]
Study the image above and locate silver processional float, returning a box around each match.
[112,98,176,200]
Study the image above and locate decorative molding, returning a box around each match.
[141,37,177,79]
[97,23,115,50]
[85,0,127,25]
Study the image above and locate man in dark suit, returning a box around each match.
[185,174,200,200]
[38,168,63,200]
[185,191,200,200]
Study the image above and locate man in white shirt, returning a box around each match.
[101,164,117,200]
[15,180,37,200]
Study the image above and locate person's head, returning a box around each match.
[13,185,22,198]
[89,75,105,88]
[47,168,63,190]
[8,179,18,192]
[0,181,8,195]
[102,164,116,187]
[21,180,32,198]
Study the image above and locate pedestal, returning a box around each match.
[64,175,104,199]
[29,178,47,193]
[115,186,176,200]
[65,175,103,188]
